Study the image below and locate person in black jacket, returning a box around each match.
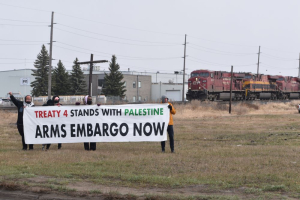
[42,99,54,151]
[9,92,34,150]
[52,95,62,149]
[42,96,62,150]
[83,95,96,151]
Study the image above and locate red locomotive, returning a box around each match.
[186,69,300,101]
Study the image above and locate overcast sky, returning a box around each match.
[0,0,300,77]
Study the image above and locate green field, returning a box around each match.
[1,101,300,200]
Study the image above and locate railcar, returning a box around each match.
[186,69,300,101]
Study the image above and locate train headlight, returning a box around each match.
[199,87,201,89]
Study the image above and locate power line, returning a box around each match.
[262,46,298,54]
[188,35,258,47]
[0,39,47,43]
[57,42,112,56]
[188,45,254,56]
[188,57,228,66]
[0,2,50,13]
[262,53,297,61]
[1,2,297,74]
[188,56,256,67]
[118,56,182,61]
[1,2,299,57]
[56,42,182,60]
[58,60,73,64]
[0,23,47,27]
[188,43,256,56]
[55,12,184,37]
[0,58,35,60]
[57,24,180,45]
[119,64,184,73]
[118,65,170,72]
[0,3,183,37]
[0,44,43,45]
[55,28,180,47]
[260,63,297,69]
[0,62,33,64]
[0,18,48,24]
[55,45,95,56]
[50,59,73,65]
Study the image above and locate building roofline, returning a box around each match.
[0,68,34,72]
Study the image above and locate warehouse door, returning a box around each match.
[166,90,181,101]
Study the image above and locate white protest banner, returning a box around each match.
[23,104,169,144]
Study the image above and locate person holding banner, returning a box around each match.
[8,92,34,150]
[53,95,62,107]
[161,95,176,153]
[52,95,62,149]
[83,95,96,151]
[42,99,54,151]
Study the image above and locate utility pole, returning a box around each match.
[47,11,54,100]
[89,54,93,96]
[229,66,233,114]
[257,46,261,80]
[182,34,187,102]
[76,54,108,96]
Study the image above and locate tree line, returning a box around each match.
[31,45,126,98]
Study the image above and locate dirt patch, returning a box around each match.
[68,181,246,197]
[24,176,225,196]
[0,176,274,199]
[0,189,89,200]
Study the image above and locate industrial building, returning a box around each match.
[0,69,33,99]
[0,69,188,103]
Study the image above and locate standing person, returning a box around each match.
[42,99,54,151]
[161,95,176,153]
[52,95,62,149]
[83,95,96,151]
[8,92,34,150]
[52,95,62,106]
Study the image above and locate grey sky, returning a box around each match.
[0,0,300,77]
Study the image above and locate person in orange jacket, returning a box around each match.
[161,95,176,153]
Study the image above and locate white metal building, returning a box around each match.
[0,69,34,98]
[151,82,188,102]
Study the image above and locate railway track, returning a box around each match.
[173,99,296,105]
[213,99,294,105]
[0,99,297,110]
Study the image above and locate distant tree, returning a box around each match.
[69,58,87,95]
[31,45,49,96]
[102,55,126,97]
[52,60,70,95]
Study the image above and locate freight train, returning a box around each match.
[186,69,300,101]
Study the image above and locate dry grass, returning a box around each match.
[174,100,300,118]
[1,101,300,199]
